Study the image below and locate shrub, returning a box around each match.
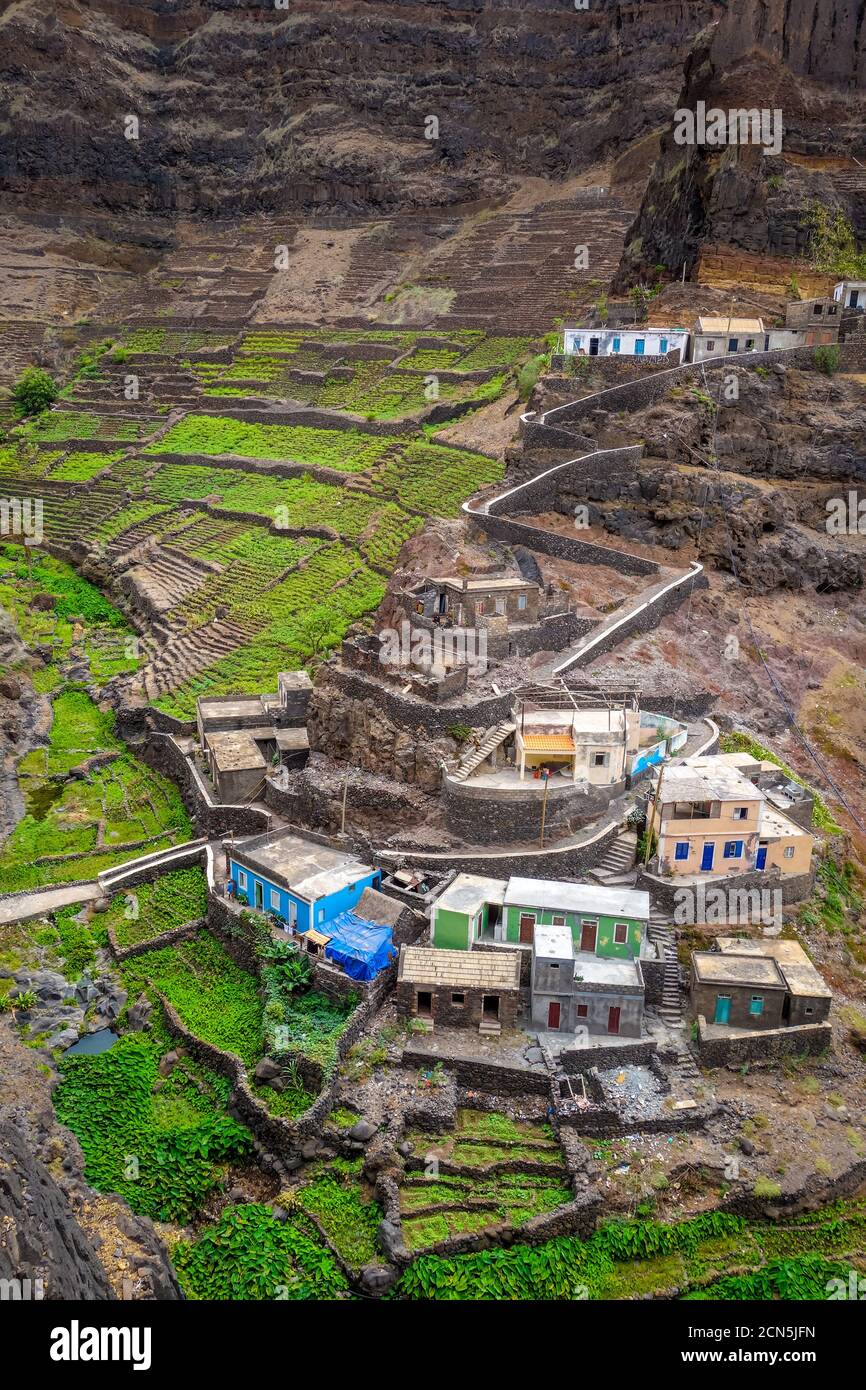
[12,367,58,417]
[814,344,840,376]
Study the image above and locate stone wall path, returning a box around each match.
[0,882,101,926]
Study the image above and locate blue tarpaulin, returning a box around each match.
[322,910,397,981]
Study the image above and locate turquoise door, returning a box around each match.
[700,842,715,871]
[635,338,645,355]
[714,995,731,1025]
[659,337,668,354]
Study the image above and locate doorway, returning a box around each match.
[714,995,731,1025]
[580,921,597,952]
[756,844,767,870]
[254,880,263,910]
[547,1001,561,1030]
[607,1005,621,1035]
[416,991,433,1018]
[518,913,535,944]
[589,337,599,356]
[482,995,500,1021]
[700,842,715,872]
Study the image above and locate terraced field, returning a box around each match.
[2,325,507,716]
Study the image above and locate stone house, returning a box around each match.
[653,757,814,878]
[396,944,521,1034]
[784,296,841,332]
[690,938,831,1031]
[196,673,311,802]
[412,575,540,628]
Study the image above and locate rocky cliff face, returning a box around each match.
[0,1021,182,1301]
[0,0,718,222]
[616,0,866,284]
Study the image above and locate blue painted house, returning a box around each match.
[227,831,381,933]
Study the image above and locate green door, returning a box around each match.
[714,994,731,1025]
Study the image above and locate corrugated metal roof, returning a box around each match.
[306,928,332,947]
[696,316,765,334]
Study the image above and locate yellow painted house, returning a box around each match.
[655,757,813,878]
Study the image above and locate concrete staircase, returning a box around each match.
[588,830,637,883]
[450,720,515,782]
[648,913,683,1028]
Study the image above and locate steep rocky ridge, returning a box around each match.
[616,0,866,284]
[0,0,720,223]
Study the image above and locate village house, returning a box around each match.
[196,672,311,803]
[395,944,521,1034]
[530,921,645,1037]
[833,279,866,310]
[431,872,649,955]
[412,575,540,628]
[563,326,689,363]
[690,938,831,1031]
[652,757,814,878]
[690,316,765,362]
[783,296,840,333]
[226,830,381,931]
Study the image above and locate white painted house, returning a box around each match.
[563,327,689,363]
[833,280,866,309]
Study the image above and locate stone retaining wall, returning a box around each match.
[443,772,625,845]
[637,862,817,912]
[469,509,659,576]
[376,819,620,877]
[106,916,204,962]
[401,1046,551,1097]
[695,1016,833,1067]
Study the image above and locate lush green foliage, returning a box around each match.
[120,931,264,1067]
[106,867,210,947]
[720,732,841,832]
[53,1033,251,1222]
[12,366,58,417]
[173,1204,349,1300]
[297,1173,381,1269]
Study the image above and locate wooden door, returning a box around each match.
[607,1005,620,1035]
[547,1001,561,1030]
[518,913,535,944]
[580,921,597,953]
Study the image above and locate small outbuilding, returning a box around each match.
[690,938,831,1030]
[396,944,521,1033]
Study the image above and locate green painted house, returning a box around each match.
[431,873,648,958]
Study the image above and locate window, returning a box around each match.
[724,841,743,859]
[476,598,485,615]
[805,1006,813,1016]
[551,914,566,926]
[749,996,764,1016]
[237,870,247,889]
[592,751,609,768]
[451,992,465,1006]
[613,923,628,945]
[318,907,325,923]
[675,842,690,861]
[733,807,748,820]
[784,845,795,859]
[550,962,560,971]
[494,597,505,615]
[745,338,755,351]
[829,303,837,315]
[706,339,715,351]
[813,303,823,315]
[576,1003,588,1018]
[517,593,527,610]
[269,889,280,911]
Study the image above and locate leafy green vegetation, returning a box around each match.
[103,867,210,948]
[720,732,842,832]
[173,1204,349,1300]
[119,931,264,1068]
[11,366,58,418]
[53,1032,251,1222]
[806,202,866,279]
[296,1172,381,1268]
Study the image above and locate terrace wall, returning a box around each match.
[401,1046,551,1097]
[375,818,620,877]
[695,1016,833,1067]
[442,772,625,845]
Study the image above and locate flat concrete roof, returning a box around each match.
[399,945,520,990]
[760,805,808,839]
[534,922,574,961]
[573,952,642,988]
[692,951,785,989]
[207,730,267,773]
[715,938,831,999]
[661,758,766,805]
[433,576,536,593]
[522,709,629,733]
[231,831,373,901]
[276,728,309,751]
[433,872,507,917]
[505,877,649,921]
[199,695,264,720]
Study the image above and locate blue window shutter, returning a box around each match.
[675,842,689,860]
